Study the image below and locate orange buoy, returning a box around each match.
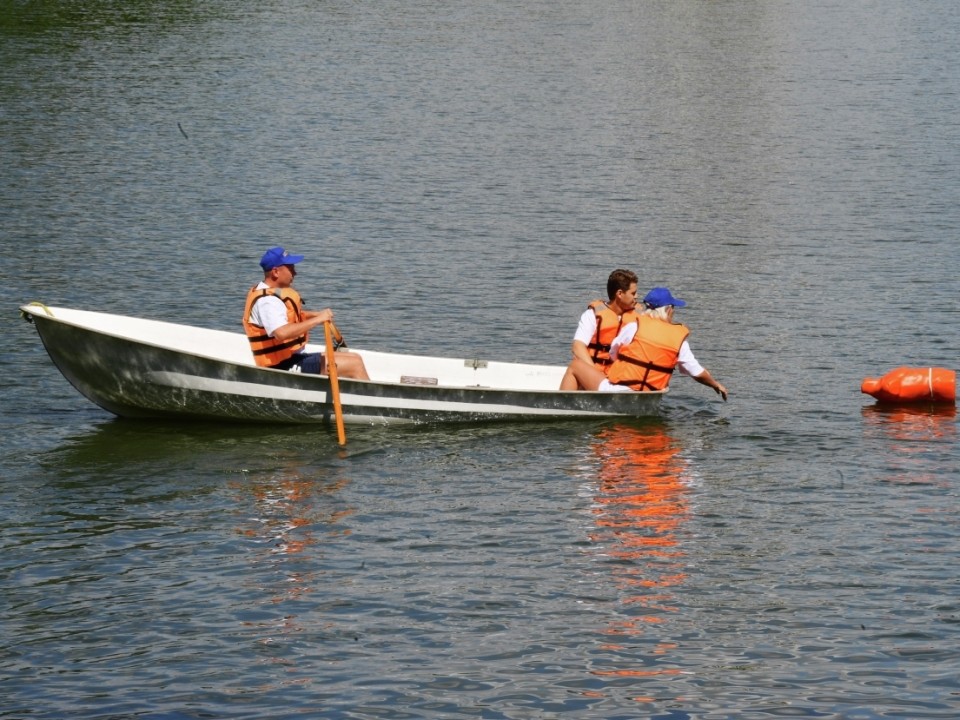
[861,367,956,405]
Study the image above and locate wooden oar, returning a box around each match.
[323,321,346,446]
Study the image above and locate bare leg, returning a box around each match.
[569,357,607,391]
[328,351,370,381]
[559,364,580,390]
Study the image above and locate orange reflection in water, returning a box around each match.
[243,473,352,558]
[585,422,694,697]
[861,404,957,486]
[235,465,355,631]
[236,466,355,678]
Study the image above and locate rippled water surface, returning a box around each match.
[3,1,960,718]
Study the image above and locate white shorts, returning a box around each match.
[598,379,635,393]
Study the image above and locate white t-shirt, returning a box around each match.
[573,306,603,345]
[248,282,291,337]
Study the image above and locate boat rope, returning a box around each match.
[20,301,54,323]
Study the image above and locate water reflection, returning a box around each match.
[235,460,354,640]
[860,404,957,486]
[0,0,218,35]
[39,419,341,469]
[580,422,697,699]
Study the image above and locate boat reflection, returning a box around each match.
[860,404,956,485]
[583,421,696,697]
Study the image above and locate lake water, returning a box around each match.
[3,1,960,718]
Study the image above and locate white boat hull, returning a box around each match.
[21,304,665,424]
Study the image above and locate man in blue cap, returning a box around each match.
[565,287,727,399]
[241,246,369,379]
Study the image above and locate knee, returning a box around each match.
[338,353,368,378]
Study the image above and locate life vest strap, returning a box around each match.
[589,305,625,363]
[251,335,307,357]
[612,354,675,391]
[616,354,676,376]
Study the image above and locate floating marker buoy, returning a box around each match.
[861,367,956,405]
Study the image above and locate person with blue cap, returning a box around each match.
[241,246,369,379]
[565,287,727,400]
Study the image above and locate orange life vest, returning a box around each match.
[606,315,690,391]
[586,300,640,368]
[242,286,307,367]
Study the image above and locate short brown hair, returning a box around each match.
[607,269,637,300]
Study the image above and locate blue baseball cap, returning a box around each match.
[643,287,687,309]
[260,246,305,271]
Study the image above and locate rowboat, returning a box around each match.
[19,303,665,424]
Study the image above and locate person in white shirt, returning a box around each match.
[559,269,640,390]
[242,246,369,380]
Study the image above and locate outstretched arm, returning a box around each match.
[693,369,728,401]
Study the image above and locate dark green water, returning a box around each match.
[3,1,959,717]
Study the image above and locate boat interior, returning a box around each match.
[25,305,567,392]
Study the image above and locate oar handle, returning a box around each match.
[331,322,347,349]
